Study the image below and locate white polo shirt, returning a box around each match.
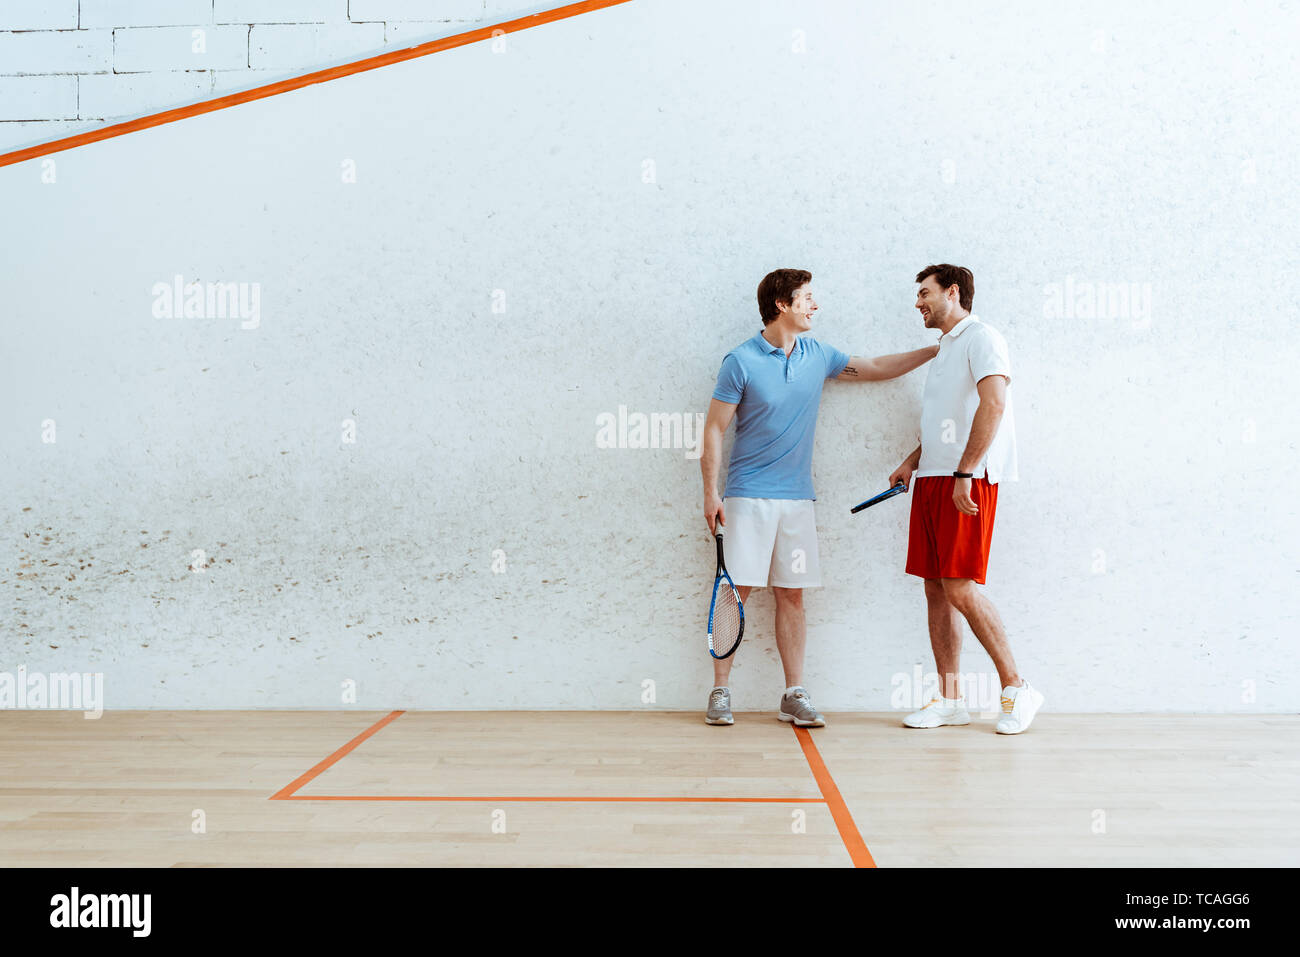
[916,313,1019,484]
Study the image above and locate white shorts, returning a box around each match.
[721,497,822,589]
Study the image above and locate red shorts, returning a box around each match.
[905,476,999,584]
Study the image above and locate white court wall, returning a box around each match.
[2,0,1298,711]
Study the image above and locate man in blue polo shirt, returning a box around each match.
[699,268,938,726]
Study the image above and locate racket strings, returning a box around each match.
[710,585,743,656]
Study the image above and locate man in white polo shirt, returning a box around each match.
[888,264,1045,734]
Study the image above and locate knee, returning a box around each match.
[940,579,977,613]
[772,586,804,609]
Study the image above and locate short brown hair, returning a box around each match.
[756,269,812,325]
[915,264,974,312]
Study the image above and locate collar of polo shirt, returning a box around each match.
[941,313,980,341]
[756,329,797,355]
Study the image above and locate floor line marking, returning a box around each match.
[271,710,829,806]
[270,710,405,800]
[793,726,876,868]
[278,795,828,803]
[0,0,634,170]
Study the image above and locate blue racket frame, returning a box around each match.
[707,528,745,659]
[850,482,908,514]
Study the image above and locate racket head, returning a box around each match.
[707,570,745,659]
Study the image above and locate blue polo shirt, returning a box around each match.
[712,331,850,500]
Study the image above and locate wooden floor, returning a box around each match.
[0,711,1296,867]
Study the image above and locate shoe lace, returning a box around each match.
[1000,694,1015,713]
[710,689,728,707]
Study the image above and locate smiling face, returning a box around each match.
[779,283,818,331]
[915,275,960,330]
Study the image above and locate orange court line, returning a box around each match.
[267,711,881,868]
[270,710,830,807]
[270,709,406,800]
[280,795,827,803]
[793,726,877,868]
[0,0,634,170]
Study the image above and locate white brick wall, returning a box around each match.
[0,29,113,75]
[349,1,486,21]
[80,1,215,29]
[210,68,285,96]
[78,70,211,118]
[113,25,250,71]
[0,117,105,142]
[0,75,78,121]
[0,0,536,152]
[2,0,78,31]
[385,19,485,44]
[215,1,350,25]
[484,0,535,12]
[249,22,385,71]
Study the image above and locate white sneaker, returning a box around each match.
[902,697,971,729]
[995,680,1044,734]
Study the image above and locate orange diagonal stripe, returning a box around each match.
[0,0,634,170]
[793,726,876,867]
[270,710,405,800]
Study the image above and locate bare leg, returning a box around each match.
[940,578,1021,690]
[771,586,806,688]
[712,585,752,686]
[924,578,964,699]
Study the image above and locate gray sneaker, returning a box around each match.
[705,687,734,726]
[778,687,826,727]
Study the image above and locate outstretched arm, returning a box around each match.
[836,344,939,381]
